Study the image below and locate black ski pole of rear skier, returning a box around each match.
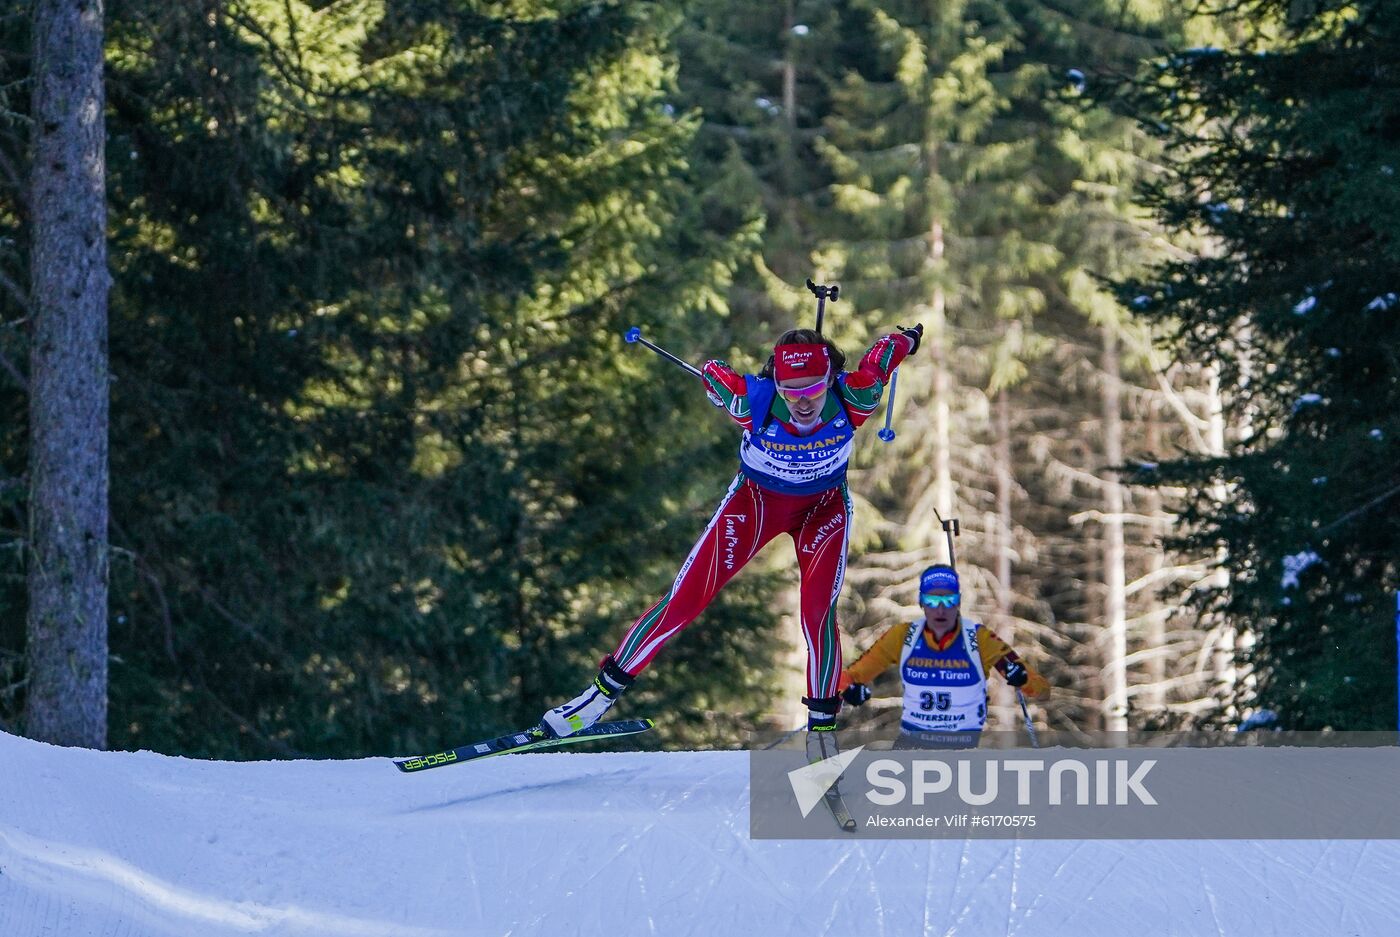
[624,327,703,378]
[933,507,960,568]
[878,368,900,442]
[805,278,839,335]
[1017,690,1040,749]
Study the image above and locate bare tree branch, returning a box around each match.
[0,265,28,311]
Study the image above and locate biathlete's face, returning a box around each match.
[776,371,830,423]
[920,589,960,633]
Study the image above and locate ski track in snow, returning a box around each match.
[2,732,1399,936]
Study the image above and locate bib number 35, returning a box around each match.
[919,691,952,712]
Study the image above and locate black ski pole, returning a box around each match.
[934,508,960,568]
[624,326,703,379]
[1017,690,1040,749]
[805,279,839,335]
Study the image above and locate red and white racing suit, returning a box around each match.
[609,333,913,700]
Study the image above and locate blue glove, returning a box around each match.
[842,683,872,706]
[1003,660,1029,688]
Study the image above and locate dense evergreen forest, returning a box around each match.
[1,0,1395,757]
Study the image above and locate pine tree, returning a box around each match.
[1116,0,1400,729]
[674,0,851,727]
[677,0,842,323]
[2,0,778,755]
[808,0,1191,734]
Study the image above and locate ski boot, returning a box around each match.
[540,655,635,739]
[803,695,843,766]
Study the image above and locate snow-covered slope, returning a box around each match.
[2,730,1397,937]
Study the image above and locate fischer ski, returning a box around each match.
[823,781,858,833]
[394,718,654,773]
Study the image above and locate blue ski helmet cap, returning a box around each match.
[920,565,959,594]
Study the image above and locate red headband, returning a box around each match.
[774,343,830,382]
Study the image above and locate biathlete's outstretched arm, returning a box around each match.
[838,331,918,428]
[700,359,754,431]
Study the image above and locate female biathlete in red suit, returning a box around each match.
[540,324,923,752]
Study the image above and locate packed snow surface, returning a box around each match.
[2,730,1398,936]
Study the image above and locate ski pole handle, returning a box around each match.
[805,279,839,335]
[935,511,960,569]
[624,327,703,379]
[878,368,899,442]
[1017,690,1040,749]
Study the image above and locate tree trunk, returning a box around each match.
[995,390,1013,608]
[1205,365,1240,710]
[26,0,110,748]
[924,71,952,523]
[927,217,952,518]
[770,0,812,729]
[991,388,1016,722]
[781,0,797,129]
[1142,404,1166,711]
[1101,327,1128,732]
